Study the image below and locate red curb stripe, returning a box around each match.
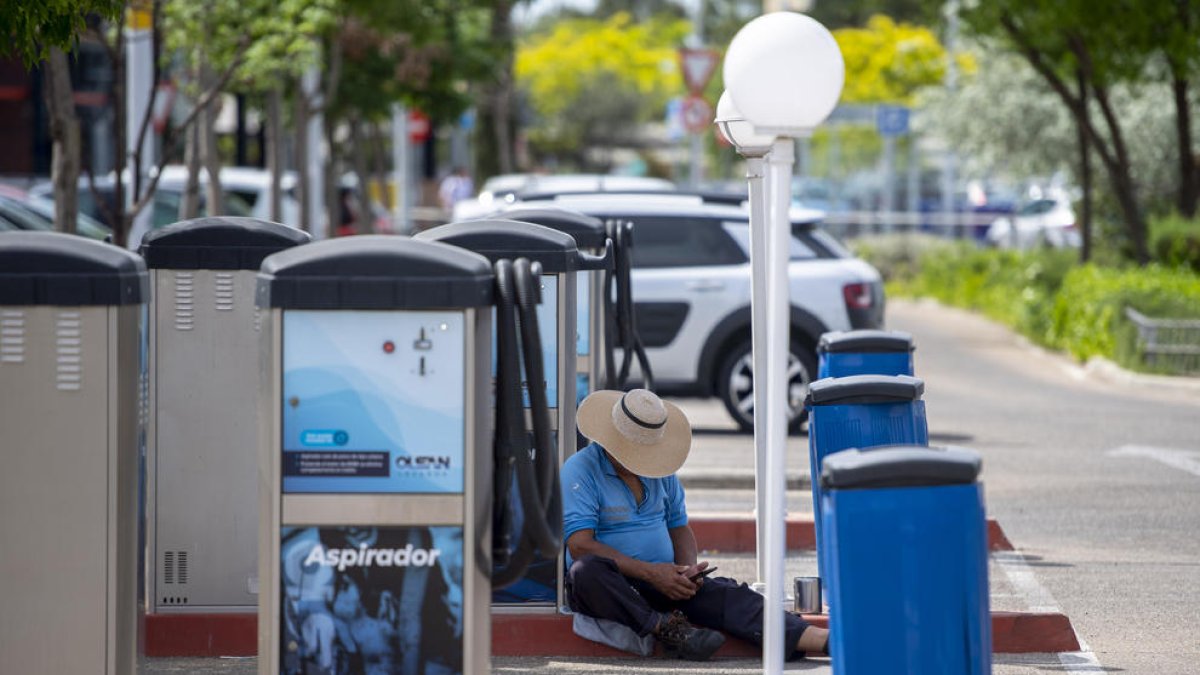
[991,611,1080,653]
[690,516,1014,552]
[143,613,257,657]
[144,609,1075,657]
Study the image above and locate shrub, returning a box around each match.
[855,239,1200,373]
[1149,212,1200,273]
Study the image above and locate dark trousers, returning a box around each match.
[565,554,811,661]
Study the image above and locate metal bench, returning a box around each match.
[1125,307,1200,374]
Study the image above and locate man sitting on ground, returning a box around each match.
[562,388,830,661]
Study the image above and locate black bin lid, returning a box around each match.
[140,217,310,270]
[416,219,580,273]
[257,235,494,310]
[0,231,147,306]
[805,374,924,407]
[820,446,981,490]
[498,207,608,250]
[818,329,914,354]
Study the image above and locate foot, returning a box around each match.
[797,626,830,656]
[654,611,725,661]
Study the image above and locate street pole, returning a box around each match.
[745,152,769,592]
[391,103,410,234]
[763,136,795,674]
[941,0,960,237]
[125,5,154,247]
[882,133,896,233]
[303,67,326,240]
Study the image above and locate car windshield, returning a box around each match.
[1018,199,1057,216]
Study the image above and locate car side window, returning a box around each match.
[722,221,818,260]
[622,216,748,268]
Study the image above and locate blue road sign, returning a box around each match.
[876,105,910,137]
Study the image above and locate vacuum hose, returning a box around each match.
[604,219,654,391]
[492,258,563,589]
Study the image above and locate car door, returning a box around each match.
[619,214,750,387]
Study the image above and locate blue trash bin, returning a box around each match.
[817,330,915,379]
[820,446,991,675]
[805,374,928,580]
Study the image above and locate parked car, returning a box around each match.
[156,165,302,228]
[986,191,1079,249]
[0,184,112,240]
[30,173,255,248]
[453,173,677,221]
[506,192,885,431]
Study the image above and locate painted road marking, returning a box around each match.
[994,551,1103,672]
[1108,445,1200,478]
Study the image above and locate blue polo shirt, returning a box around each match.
[561,442,689,567]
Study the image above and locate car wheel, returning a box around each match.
[716,339,816,434]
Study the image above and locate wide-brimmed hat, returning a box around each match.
[577,389,691,478]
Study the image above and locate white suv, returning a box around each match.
[508,192,886,431]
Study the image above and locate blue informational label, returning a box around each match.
[577,273,590,357]
[280,525,464,674]
[282,310,466,494]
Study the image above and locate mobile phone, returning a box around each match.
[688,566,717,582]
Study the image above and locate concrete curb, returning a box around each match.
[679,468,811,491]
[689,515,1015,553]
[142,608,1079,657]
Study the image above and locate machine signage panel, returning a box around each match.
[280,525,465,675]
[282,310,466,494]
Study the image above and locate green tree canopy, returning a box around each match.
[516,12,690,164]
[0,0,123,64]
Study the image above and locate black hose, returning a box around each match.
[491,258,563,588]
[513,259,563,559]
[491,259,521,571]
[610,220,655,392]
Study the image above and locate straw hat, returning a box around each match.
[577,389,692,478]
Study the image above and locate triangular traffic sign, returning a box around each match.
[679,48,721,95]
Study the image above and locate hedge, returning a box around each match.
[854,235,1200,374]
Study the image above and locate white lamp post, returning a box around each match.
[723,12,844,674]
[714,91,775,594]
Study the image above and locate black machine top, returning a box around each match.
[819,446,982,490]
[256,235,494,310]
[140,217,310,270]
[818,329,915,354]
[417,219,609,273]
[497,207,609,250]
[805,374,924,407]
[0,231,147,306]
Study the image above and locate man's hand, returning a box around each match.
[679,561,710,584]
[643,562,699,600]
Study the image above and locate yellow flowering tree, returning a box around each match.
[516,12,690,166]
[834,15,968,105]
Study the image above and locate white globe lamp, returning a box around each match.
[714,91,776,157]
[723,12,845,135]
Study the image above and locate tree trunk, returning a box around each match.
[266,88,284,223]
[323,112,339,237]
[44,47,80,235]
[1171,71,1197,218]
[369,121,390,213]
[201,67,224,217]
[112,23,129,246]
[294,87,311,233]
[1076,67,1092,263]
[487,0,516,175]
[180,119,201,220]
[350,116,374,235]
